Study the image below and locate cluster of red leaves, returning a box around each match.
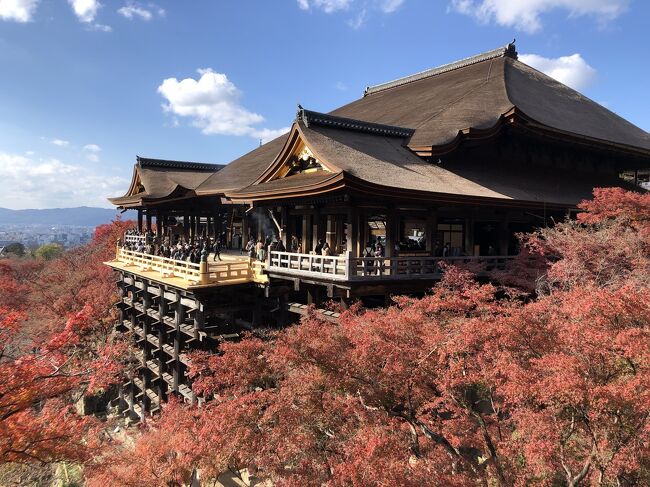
[0,220,135,465]
[84,189,650,486]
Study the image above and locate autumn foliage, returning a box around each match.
[80,188,650,487]
[0,220,134,465]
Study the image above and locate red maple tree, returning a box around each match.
[86,189,650,486]
[0,220,135,465]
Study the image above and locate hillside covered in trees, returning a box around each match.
[0,188,648,486]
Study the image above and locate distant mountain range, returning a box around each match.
[0,207,123,226]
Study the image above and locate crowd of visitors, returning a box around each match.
[119,231,227,264]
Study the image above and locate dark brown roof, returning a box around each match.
[226,121,633,207]
[109,157,224,207]
[195,136,288,196]
[331,45,650,154]
[163,44,649,207]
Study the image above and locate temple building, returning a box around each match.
[106,43,649,418]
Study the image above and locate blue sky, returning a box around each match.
[0,0,648,209]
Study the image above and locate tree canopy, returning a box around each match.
[84,188,650,487]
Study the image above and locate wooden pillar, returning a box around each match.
[326,214,335,249]
[137,210,143,233]
[347,206,359,258]
[158,284,167,400]
[498,215,510,256]
[173,292,183,393]
[183,213,190,241]
[425,207,438,255]
[189,216,195,242]
[154,210,161,238]
[192,215,198,240]
[280,206,288,249]
[302,213,312,252]
[312,207,320,250]
[145,212,152,233]
[385,209,398,258]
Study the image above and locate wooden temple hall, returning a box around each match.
[105,43,650,417]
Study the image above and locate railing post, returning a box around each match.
[199,247,209,284]
[344,251,353,280]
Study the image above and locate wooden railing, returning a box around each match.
[268,251,350,280]
[116,248,253,285]
[267,251,515,281]
[123,234,149,245]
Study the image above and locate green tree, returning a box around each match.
[35,243,64,261]
[3,243,25,257]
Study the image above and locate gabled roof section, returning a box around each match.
[298,107,415,138]
[137,156,223,172]
[364,42,517,97]
[109,156,224,208]
[331,43,650,157]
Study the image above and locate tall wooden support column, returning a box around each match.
[465,212,475,256]
[312,207,320,250]
[385,209,399,258]
[302,214,312,252]
[157,284,167,400]
[498,214,510,256]
[189,216,196,242]
[425,208,438,255]
[183,213,190,241]
[346,206,359,257]
[195,215,201,239]
[172,291,184,393]
[156,211,163,239]
[193,307,204,342]
[242,211,250,242]
[137,210,143,233]
[280,207,288,248]
[326,214,335,249]
[146,212,152,233]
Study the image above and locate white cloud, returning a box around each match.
[157,68,289,143]
[0,0,39,22]
[449,0,629,33]
[380,0,404,13]
[347,7,367,28]
[90,22,111,31]
[335,81,348,91]
[298,0,352,13]
[52,138,70,147]
[298,0,403,26]
[68,0,100,23]
[83,144,101,162]
[519,53,596,91]
[0,152,128,209]
[118,2,165,21]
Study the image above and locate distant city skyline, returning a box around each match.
[0,0,648,209]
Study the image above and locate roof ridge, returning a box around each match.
[364,42,517,97]
[297,107,415,138]
[136,156,224,172]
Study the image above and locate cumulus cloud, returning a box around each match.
[157,68,289,143]
[0,152,128,209]
[118,1,165,21]
[52,138,70,147]
[449,0,629,33]
[298,0,352,13]
[298,0,404,27]
[380,0,404,13]
[0,0,39,22]
[519,53,596,91]
[68,0,100,23]
[83,144,102,162]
